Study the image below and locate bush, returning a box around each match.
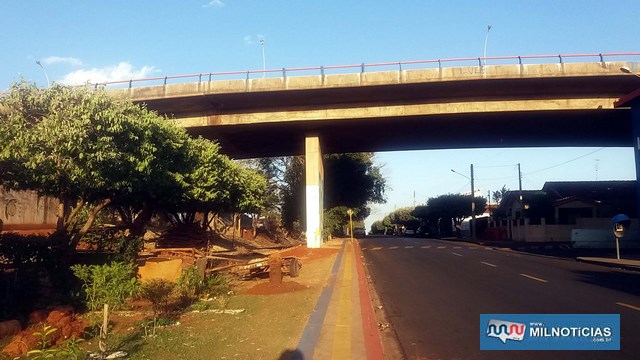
[140,279,175,336]
[71,262,140,312]
[141,279,175,316]
[177,268,228,299]
[0,233,71,320]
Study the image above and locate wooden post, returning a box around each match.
[99,303,109,353]
[268,253,283,285]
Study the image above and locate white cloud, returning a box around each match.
[42,56,83,67]
[244,35,265,45]
[203,0,224,8]
[60,62,157,85]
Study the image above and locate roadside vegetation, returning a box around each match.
[371,193,488,237]
[0,81,387,358]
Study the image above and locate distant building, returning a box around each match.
[489,181,639,246]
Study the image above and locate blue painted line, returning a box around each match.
[294,240,346,360]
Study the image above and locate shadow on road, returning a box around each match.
[571,269,640,297]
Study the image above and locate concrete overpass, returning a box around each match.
[106,54,640,248]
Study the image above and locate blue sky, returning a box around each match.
[2,1,639,228]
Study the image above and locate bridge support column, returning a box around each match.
[631,103,640,219]
[305,136,324,248]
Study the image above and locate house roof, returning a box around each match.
[495,181,637,213]
[542,181,636,202]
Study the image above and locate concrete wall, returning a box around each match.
[503,218,640,245]
[0,188,58,231]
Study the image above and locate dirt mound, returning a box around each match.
[2,306,86,358]
[244,281,309,295]
[279,246,339,262]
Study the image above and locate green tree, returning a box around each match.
[380,207,420,233]
[369,220,385,234]
[492,185,509,205]
[279,153,386,232]
[281,156,305,230]
[0,82,194,250]
[426,193,487,235]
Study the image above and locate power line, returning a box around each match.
[475,163,517,169]
[524,147,605,175]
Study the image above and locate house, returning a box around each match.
[490,181,638,245]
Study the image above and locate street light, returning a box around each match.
[482,24,492,77]
[620,66,640,78]
[347,208,354,241]
[260,39,266,78]
[35,60,50,87]
[451,165,477,241]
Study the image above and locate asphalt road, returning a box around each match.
[359,236,640,360]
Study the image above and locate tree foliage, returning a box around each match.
[277,153,386,232]
[423,193,487,226]
[492,185,509,205]
[0,81,267,249]
[384,207,420,229]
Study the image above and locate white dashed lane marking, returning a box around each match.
[481,261,497,267]
[519,273,548,283]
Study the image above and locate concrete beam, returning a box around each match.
[305,136,324,248]
[173,97,619,128]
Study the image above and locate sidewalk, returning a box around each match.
[294,239,384,360]
[576,256,640,271]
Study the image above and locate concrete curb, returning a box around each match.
[576,257,640,272]
[352,239,385,360]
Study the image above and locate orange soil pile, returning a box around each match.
[244,281,309,295]
[279,246,338,262]
[2,306,86,358]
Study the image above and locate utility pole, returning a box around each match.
[471,164,476,241]
[518,163,523,200]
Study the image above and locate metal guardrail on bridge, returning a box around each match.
[1,52,639,95]
[91,52,640,89]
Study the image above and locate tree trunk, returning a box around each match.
[130,203,153,237]
[69,198,111,251]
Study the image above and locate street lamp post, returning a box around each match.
[620,66,640,78]
[451,165,477,241]
[35,60,50,87]
[347,208,354,241]
[260,39,266,78]
[482,24,492,77]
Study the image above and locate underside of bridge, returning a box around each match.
[185,108,632,158]
[132,73,638,158]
